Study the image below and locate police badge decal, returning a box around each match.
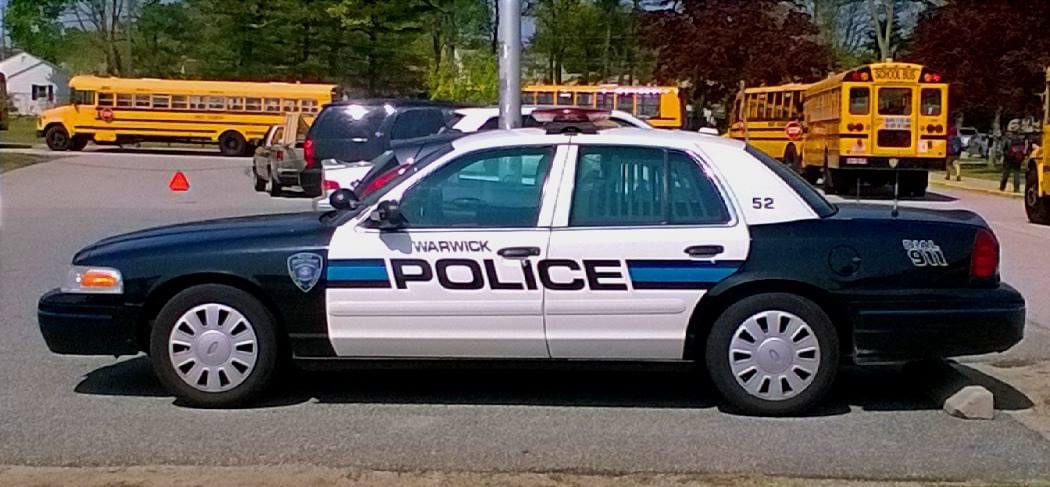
[287,252,324,292]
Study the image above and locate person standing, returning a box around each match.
[946,127,963,181]
[1000,120,1026,192]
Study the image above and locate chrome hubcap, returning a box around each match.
[168,303,258,392]
[728,310,820,401]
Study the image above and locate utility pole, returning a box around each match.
[497,0,521,129]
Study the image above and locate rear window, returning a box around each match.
[745,145,836,218]
[878,88,912,116]
[311,104,386,139]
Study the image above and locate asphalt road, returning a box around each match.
[2,149,1049,481]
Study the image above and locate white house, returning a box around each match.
[0,52,70,116]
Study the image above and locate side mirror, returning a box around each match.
[368,200,404,229]
[329,188,359,210]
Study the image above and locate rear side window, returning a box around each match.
[391,109,447,140]
[310,104,385,139]
[745,145,836,217]
[569,146,729,226]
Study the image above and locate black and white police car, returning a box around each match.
[39,109,1025,415]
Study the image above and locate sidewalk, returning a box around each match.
[929,172,1025,199]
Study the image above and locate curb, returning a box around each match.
[929,179,1025,199]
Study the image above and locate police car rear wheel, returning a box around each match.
[150,285,279,408]
[705,293,838,416]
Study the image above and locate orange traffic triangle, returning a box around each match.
[169,171,190,192]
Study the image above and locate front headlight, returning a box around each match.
[62,266,123,294]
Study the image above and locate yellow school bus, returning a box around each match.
[36,76,340,155]
[522,84,683,128]
[1025,67,1050,224]
[801,62,948,196]
[728,83,811,167]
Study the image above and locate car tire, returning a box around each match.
[1025,167,1050,224]
[45,125,71,151]
[705,293,839,416]
[269,169,283,197]
[253,167,267,192]
[149,284,280,408]
[218,131,247,157]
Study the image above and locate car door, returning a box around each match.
[253,126,281,179]
[544,143,750,359]
[325,144,568,358]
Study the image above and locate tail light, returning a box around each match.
[304,137,316,169]
[360,163,410,198]
[323,179,340,191]
[971,228,999,279]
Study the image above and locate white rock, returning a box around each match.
[943,385,994,420]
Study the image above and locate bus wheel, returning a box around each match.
[69,135,89,151]
[45,125,71,151]
[219,131,247,157]
[1025,167,1050,224]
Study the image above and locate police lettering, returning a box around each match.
[389,258,627,291]
[411,240,492,253]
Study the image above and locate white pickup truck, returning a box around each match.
[252,113,313,196]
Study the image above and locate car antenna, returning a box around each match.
[889,158,900,217]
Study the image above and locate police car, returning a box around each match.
[39,109,1025,415]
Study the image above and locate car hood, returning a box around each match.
[831,203,988,227]
[74,211,330,263]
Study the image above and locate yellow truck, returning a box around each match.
[1024,67,1050,224]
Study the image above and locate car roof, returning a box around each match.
[449,127,745,153]
[325,99,458,109]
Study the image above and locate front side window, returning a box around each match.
[920,88,942,116]
[569,146,729,227]
[878,87,912,115]
[398,147,554,228]
[849,87,870,115]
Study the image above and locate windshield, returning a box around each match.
[745,145,837,217]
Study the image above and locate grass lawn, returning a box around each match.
[959,161,1005,182]
[0,116,40,147]
[0,153,53,173]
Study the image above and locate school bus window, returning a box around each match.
[920,88,941,116]
[772,92,784,119]
[878,88,912,115]
[536,91,554,105]
[556,91,573,105]
[282,99,297,112]
[596,92,614,110]
[227,97,244,111]
[638,93,660,117]
[264,98,280,112]
[171,95,188,110]
[849,87,870,115]
[97,93,114,107]
[300,99,317,113]
[245,97,262,111]
[189,96,206,110]
[576,92,593,107]
[116,94,132,107]
[133,94,151,108]
[152,95,170,109]
[617,93,635,112]
[207,96,225,110]
[521,91,535,104]
[71,90,95,105]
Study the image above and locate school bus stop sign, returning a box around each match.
[785,121,803,140]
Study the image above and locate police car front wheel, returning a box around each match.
[705,293,839,416]
[149,284,280,408]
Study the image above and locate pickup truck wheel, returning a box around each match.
[149,284,279,408]
[45,125,71,151]
[218,131,246,157]
[268,169,283,197]
[705,293,839,416]
[1026,167,1050,224]
[253,167,267,192]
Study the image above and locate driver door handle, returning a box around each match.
[498,246,541,259]
[685,245,724,258]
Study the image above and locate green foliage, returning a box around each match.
[427,50,499,103]
[4,0,68,63]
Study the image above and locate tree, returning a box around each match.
[642,0,834,128]
[906,0,1050,131]
[4,0,68,63]
[330,0,432,95]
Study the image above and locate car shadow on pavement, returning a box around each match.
[73,356,1034,416]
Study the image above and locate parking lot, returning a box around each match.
[3,149,1050,481]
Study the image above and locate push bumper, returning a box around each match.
[38,289,140,355]
[848,283,1025,364]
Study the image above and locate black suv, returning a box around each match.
[300,100,457,196]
